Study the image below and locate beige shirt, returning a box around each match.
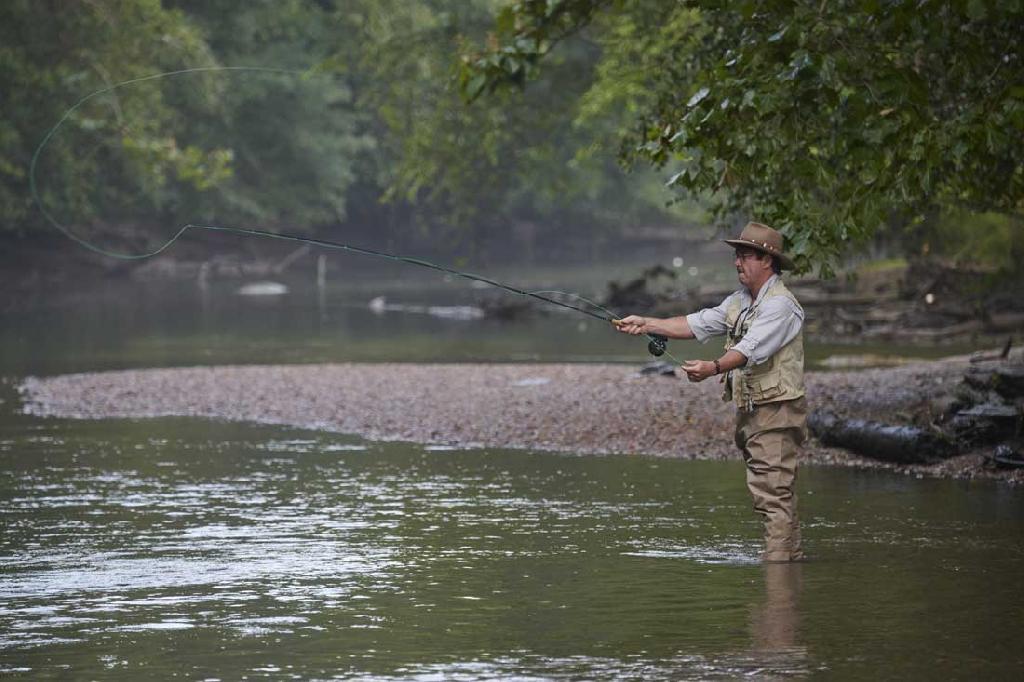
[685,275,803,366]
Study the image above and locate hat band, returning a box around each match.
[735,238,777,253]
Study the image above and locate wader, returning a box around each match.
[723,279,807,562]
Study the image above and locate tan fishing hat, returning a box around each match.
[723,221,794,270]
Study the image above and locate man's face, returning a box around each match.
[734,247,769,287]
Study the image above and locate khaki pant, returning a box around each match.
[734,397,808,562]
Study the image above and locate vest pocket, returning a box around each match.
[746,368,784,402]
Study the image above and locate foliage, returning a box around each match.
[0,0,704,263]
[168,0,371,231]
[929,211,1024,274]
[461,0,1024,274]
[1,0,370,243]
[0,0,215,238]
[329,0,693,258]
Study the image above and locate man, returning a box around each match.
[615,222,807,562]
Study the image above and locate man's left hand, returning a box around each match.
[681,360,716,383]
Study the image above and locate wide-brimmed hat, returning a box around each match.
[723,221,794,270]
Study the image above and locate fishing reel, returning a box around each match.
[647,334,668,357]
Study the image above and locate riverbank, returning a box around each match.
[19,357,1022,484]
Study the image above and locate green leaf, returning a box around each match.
[495,6,516,34]
[466,74,487,99]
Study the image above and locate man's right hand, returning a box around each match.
[612,315,650,335]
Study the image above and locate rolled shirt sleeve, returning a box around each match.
[731,296,804,366]
[685,293,736,343]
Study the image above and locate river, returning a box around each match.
[1,276,1021,678]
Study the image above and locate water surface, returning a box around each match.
[1,275,975,377]
[2,407,1022,679]
[2,272,1018,679]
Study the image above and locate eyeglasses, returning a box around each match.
[734,250,762,261]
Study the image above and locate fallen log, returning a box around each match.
[808,409,955,464]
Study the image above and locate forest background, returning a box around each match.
[1,0,1021,284]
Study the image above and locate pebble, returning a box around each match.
[18,359,1022,483]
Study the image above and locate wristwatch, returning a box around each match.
[713,359,721,375]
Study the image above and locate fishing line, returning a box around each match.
[29,65,305,253]
[30,65,679,360]
[529,290,683,365]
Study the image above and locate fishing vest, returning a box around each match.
[722,278,805,410]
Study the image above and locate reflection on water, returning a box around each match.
[750,564,805,671]
[0,278,976,376]
[2,410,1023,679]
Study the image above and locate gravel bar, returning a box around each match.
[18,359,1021,483]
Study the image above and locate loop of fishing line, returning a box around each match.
[30,65,682,363]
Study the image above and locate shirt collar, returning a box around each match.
[741,273,779,306]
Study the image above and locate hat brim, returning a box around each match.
[723,238,795,270]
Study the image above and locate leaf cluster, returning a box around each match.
[2,0,371,244]
[3,0,692,261]
[0,0,215,236]
[462,0,1024,274]
[338,0,693,255]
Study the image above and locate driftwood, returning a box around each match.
[603,265,678,311]
[809,357,1022,464]
[808,409,955,464]
[989,444,1024,469]
[272,244,312,274]
[951,403,1020,445]
[970,337,1013,363]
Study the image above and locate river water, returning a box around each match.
[2,277,1022,678]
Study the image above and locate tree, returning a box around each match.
[331,0,702,261]
[460,0,1024,274]
[167,0,371,232]
[0,0,217,240]
[3,0,695,264]
[2,0,372,247]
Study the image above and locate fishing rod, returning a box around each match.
[174,223,619,324]
[29,65,678,362]
[59,221,678,361]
